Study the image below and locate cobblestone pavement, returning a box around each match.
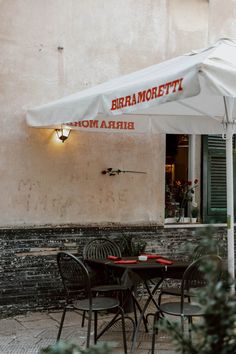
[0,303,179,354]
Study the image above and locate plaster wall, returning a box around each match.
[0,0,209,227]
[208,0,236,41]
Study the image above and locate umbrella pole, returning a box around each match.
[226,126,235,287]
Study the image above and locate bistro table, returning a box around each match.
[86,256,189,353]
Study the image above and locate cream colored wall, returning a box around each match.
[209,0,236,41]
[0,0,211,227]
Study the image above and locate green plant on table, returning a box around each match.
[118,234,146,256]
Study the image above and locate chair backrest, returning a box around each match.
[180,255,222,311]
[57,252,91,301]
[191,244,219,261]
[83,238,122,259]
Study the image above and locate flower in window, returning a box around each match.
[174,179,198,219]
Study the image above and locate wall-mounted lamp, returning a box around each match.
[55,128,71,143]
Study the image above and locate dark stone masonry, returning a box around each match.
[0,224,228,317]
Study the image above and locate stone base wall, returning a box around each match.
[0,225,228,317]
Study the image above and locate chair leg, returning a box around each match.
[131,295,138,325]
[181,314,185,336]
[97,307,128,354]
[86,309,93,348]
[151,311,160,354]
[118,306,127,354]
[188,316,193,341]
[94,311,98,345]
[57,306,67,342]
[131,293,149,332]
[81,310,86,327]
[158,291,162,306]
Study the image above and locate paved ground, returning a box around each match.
[0,302,179,354]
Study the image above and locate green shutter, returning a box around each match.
[203,135,236,223]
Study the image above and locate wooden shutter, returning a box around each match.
[202,135,236,223]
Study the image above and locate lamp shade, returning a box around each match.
[56,128,70,142]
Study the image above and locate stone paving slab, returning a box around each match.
[0,306,179,354]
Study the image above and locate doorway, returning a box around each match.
[165,134,189,219]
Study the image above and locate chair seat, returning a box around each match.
[160,301,203,317]
[160,287,182,296]
[73,297,119,311]
[160,287,194,297]
[92,284,128,292]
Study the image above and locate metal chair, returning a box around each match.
[157,244,219,306]
[83,237,122,260]
[151,255,222,354]
[56,251,128,352]
[83,238,148,331]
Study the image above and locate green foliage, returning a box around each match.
[158,227,236,354]
[191,207,199,218]
[186,225,226,259]
[39,341,114,354]
[118,234,146,256]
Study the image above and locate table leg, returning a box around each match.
[130,277,163,354]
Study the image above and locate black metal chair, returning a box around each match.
[157,244,219,306]
[56,252,128,352]
[151,255,222,354]
[83,238,148,331]
[83,237,122,260]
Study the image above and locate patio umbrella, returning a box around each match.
[27,38,236,281]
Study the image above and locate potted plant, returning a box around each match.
[191,206,199,222]
[118,234,146,257]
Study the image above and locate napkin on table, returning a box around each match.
[156,258,173,265]
[107,255,121,261]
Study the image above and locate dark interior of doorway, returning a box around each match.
[165,134,188,218]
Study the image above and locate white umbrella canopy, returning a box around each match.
[27,38,236,133]
[27,38,236,280]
